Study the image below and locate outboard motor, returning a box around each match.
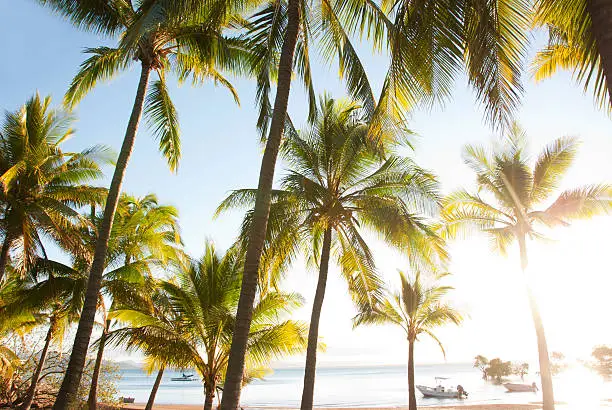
[457,384,469,398]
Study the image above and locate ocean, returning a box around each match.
[117,363,611,408]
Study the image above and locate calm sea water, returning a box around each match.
[118,363,611,408]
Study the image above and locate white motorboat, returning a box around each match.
[504,382,538,392]
[416,377,468,399]
[171,373,195,381]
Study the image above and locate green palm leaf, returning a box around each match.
[144,77,181,172]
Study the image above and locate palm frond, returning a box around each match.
[531,137,579,203]
[64,47,131,109]
[144,76,181,172]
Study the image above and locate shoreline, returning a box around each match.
[123,405,544,410]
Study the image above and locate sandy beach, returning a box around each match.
[123,405,544,410]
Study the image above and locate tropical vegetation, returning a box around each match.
[107,243,309,410]
[0,93,109,282]
[441,125,612,409]
[220,1,539,404]
[33,1,249,404]
[1,1,612,409]
[218,95,447,409]
[534,0,612,108]
[591,345,612,377]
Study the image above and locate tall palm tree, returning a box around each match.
[107,243,308,410]
[0,94,109,282]
[222,2,532,405]
[221,0,390,400]
[86,194,182,410]
[218,96,446,410]
[441,126,612,410]
[534,0,612,108]
[354,271,462,410]
[35,2,247,405]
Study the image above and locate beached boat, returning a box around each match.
[503,382,538,392]
[121,397,135,403]
[171,373,195,381]
[416,377,468,399]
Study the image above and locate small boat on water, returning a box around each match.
[121,397,135,403]
[416,377,469,399]
[171,373,196,381]
[504,382,538,392]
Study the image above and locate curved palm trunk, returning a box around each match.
[20,322,53,410]
[586,0,612,106]
[145,367,165,410]
[300,228,332,410]
[53,62,152,410]
[204,383,216,410]
[219,0,301,408]
[87,320,110,410]
[407,339,417,410]
[0,234,13,282]
[518,234,554,410]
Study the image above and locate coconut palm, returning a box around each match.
[0,261,86,410]
[2,192,179,409]
[35,2,248,405]
[0,94,109,282]
[221,0,389,400]
[86,194,182,410]
[107,243,308,410]
[534,0,612,108]
[441,126,612,410]
[218,96,446,410]
[354,271,462,410]
[0,279,43,386]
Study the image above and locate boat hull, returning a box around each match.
[503,383,537,392]
[416,385,463,398]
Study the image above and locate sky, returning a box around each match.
[1,1,611,368]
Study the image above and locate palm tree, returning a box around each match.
[1,193,179,409]
[0,94,109,282]
[534,0,612,108]
[441,126,612,410]
[0,280,42,386]
[221,0,392,399]
[218,96,446,410]
[35,2,248,405]
[86,194,182,410]
[107,243,308,410]
[0,262,85,410]
[222,1,533,404]
[354,271,462,410]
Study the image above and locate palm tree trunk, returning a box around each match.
[407,339,417,410]
[87,320,110,410]
[145,367,165,410]
[53,62,152,410]
[20,323,53,410]
[219,0,301,408]
[0,234,13,282]
[518,234,554,410]
[586,0,612,106]
[204,384,216,410]
[300,228,332,410]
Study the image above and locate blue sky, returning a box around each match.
[2,1,611,366]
